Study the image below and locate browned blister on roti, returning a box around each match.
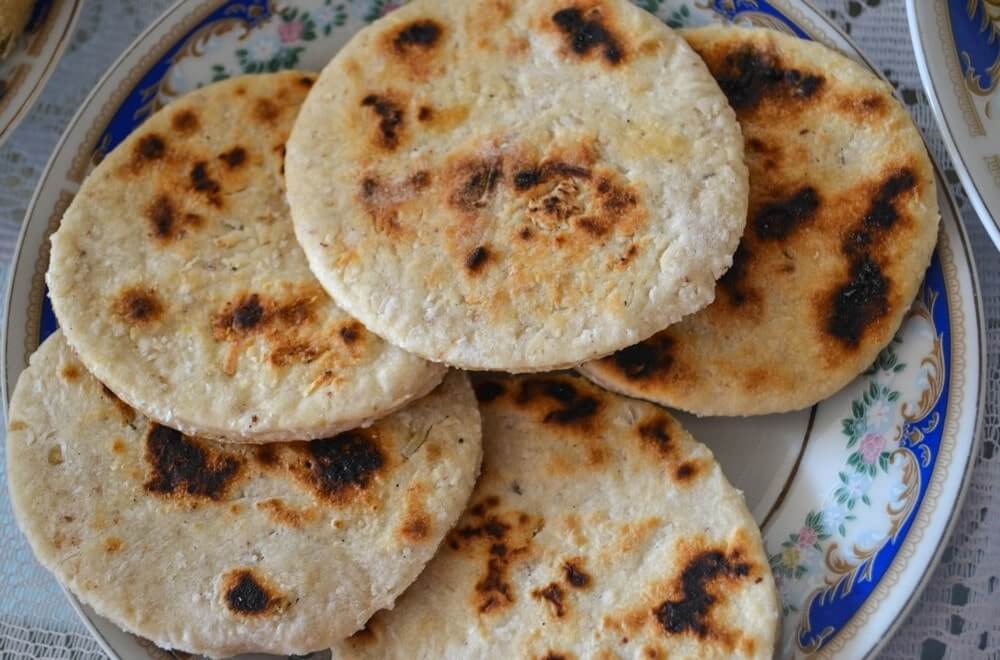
[5,333,483,657]
[333,374,778,659]
[580,26,939,415]
[287,0,748,371]
[47,72,445,442]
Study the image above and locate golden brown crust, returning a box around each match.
[287,0,748,371]
[336,373,778,659]
[580,26,939,415]
[6,335,482,656]
[47,72,445,442]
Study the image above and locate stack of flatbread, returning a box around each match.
[7,0,938,658]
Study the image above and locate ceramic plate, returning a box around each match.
[0,0,82,146]
[1,1,986,658]
[908,0,1000,251]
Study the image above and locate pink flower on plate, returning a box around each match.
[278,20,303,44]
[796,526,818,547]
[859,432,886,465]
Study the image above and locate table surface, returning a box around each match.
[0,1,997,659]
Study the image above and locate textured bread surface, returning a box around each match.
[7,333,482,658]
[580,26,940,415]
[287,0,747,371]
[332,372,778,660]
[47,72,445,442]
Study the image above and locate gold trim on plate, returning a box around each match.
[816,227,966,658]
[0,0,83,144]
[987,154,1000,185]
[67,1,262,182]
[0,64,30,117]
[936,0,987,136]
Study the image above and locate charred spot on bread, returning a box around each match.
[466,245,491,273]
[143,195,205,243]
[752,186,820,241]
[860,169,917,232]
[295,431,385,501]
[450,499,541,615]
[145,195,175,239]
[532,582,567,617]
[473,380,505,403]
[638,416,672,456]
[339,321,363,345]
[717,244,757,308]
[254,444,278,467]
[653,549,751,638]
[253,98,281,123]
[171,110,200,134]
[143,424,241,500]
[410,170,432,189]
[513,162,591,191]
[111,286,164,325]
[233,295,264,331]
[552,7,625,66]
[361,94,405,150]
[563,559,592,588]
[401,514,431,541]
[714,45,824,111]
[611,333,674,380]
[449,157,503,212]
[135,134,166,162]
[515,377,601,426]
[823,256,889,347]
[219,146,247,169]
[190,161,222,205]
[392,19,443,53]
[222,569,290,617]
[674,461,700,482]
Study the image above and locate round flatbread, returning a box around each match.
[332,373,778,660]
[7,332,482,658]
[580,26,940,415]
[47,72,445,442]
[286,0,747,371]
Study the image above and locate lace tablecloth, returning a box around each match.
[0,1,996,658]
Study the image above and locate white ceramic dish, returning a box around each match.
[0,0,83,146]
[2,1,986,658]
[908,0,1000,251]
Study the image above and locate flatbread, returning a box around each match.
[332,373,778,659]
[6,332,482,658]
[47,72,445,442]
[286,0,747,371]
[580,26,940,415]
[0,0,33,57]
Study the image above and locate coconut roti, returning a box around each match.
[286,0,747,371]
[332,373,778,659]
[6,332,482,658]
[580,26,940,415]
[46,72,445,442]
